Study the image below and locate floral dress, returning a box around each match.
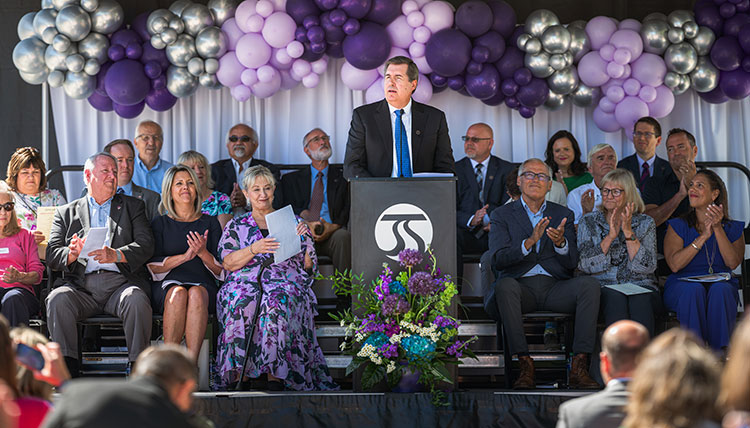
[201,190,232,216]
[213,212,338,391]
[13,189,66,231]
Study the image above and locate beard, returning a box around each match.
[232,146,247,158]
[309,146,332,161]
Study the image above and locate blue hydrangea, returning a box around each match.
[401,335,436,363]
[388,281,407,295]
[364,331,389,349]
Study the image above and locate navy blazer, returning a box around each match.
[618,154,673,191]
[281,164,350,227]
[343,99,455,178]
[210,158,283,209]
[455,156,514,230]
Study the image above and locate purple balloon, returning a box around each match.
[315,0,338,10]
[719,67,750,98]
[342,18,360,35]
[695,3,724,36]
[516,78,548,107]
[140,42,169,70]
[593,108,620,132]
[474,31,506,63]
[321,14,346,43]
[739,0,750,12]
[501,78,519,96]
[88,91,113,111]
[295,27,308,42]
[465,63,500,99]
[104,59,151,106]
[329,9,347,26]
[698,84,730,103]
[505,96,520,109]
[430,73,448,87]
[95,62,112,96]
[301,42,326,61]
[743,56,750,71]
[303,16,320,29]
[113,100,145,119]
[287,0,321,24]
[647,86,675,118]
[481,88,506,106]
[724,13,750,36]
[131,12,151,42]
[126,43,142,60]
[720,2,737,18]
[487,0,516,39]
[152,74,167,90]
[447,75,465,90]
[466,61,483,75]
[495,46,523,79]
[455,1,493,38]
[578,51,610,87]
[364,0,401,26]
[518,106,536,118]
[711,36,743,71]
[472,46,490,63]
[145,87,178,111]
[108,45,125,62]
[307,25,325,43]
[110,29,141,49]
[432,84,447,94]
[631,53,667,87]
[342,22,390,69]
[425,29,472,77]
[327,41,344,57]
[144,61,162,79]
[310,41,327,53]
[740,23,750,53]
[340,0,371,19]
[586,16,618,50]
[513,68,532,86]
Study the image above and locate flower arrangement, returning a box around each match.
[326,248,476,405]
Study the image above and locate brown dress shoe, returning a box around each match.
[513,355,535,389]
[568,353,600,389]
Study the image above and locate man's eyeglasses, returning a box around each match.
[228,135,252,143]
[0,202,15,212]
[601,188,624,197]
[633,131,656,139]
[462,136,492,143]
[136,134,162,142]
[305,135,330,147]
[520,172,551,182]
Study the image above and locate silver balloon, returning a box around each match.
[673,74,691,94]
[147,10,174,35]
[524,51,554,78]
[45,44,73,70]
[665,42,698,74]
[182,4,214,37]
[166,66,199,97]
[80,0,99,13]
[567,20,587,30]
[41,0,54,9]
[52,0,77,10]
[199,72,222,89]
[524,38,542,55]
[65,53,85,72]
[52,34,71,53]
[689,56,719,92]
[83,58,100,75]
[547,67,578,95]
[562,52,574,67]
[187,57,204,76]
[204,58,219,74]
[516,33,532,51]
[55,5,91,42]
[544,91,567,110]
[13,37,47,74]
[549,53,567,70]
[641,19,670,55]
[683,21,699,39]
[90,0,124,34]
[568,27,590,61]
[160,28,178,45]
[42,27,59,44]
[689,26,715,56]
[643,12,668,22]
[151,35,168,49]
[195,26,227,58]
[78,32,109,63]
[47,70,65,87]
[664,72,680,89]
[540,25,570,54]
[153,17,169,34]
[18,12,37,40]
[524,9,560,38]
[207,0,238,26]
[570,83,599,107]
[63,70,95,99]
[20,69,49,85]
[33,8,58,39]
[667,27,684,44]
[169,0,192,17]
[166,34,197,67]
[667,10,694,29]
[169,17,185,34]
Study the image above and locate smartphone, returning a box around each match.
[15,343,44,372]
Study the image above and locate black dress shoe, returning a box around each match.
[267,380,284,391]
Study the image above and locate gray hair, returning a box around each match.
[241,165,276,191]
[225,124,258,144]
[303,128,325,148]
[134,120,163,140]
[587,143,618,164]
[177,150,214,192]
[518,158,553,178]
[133,344,197,389]
[82,152,117,184]
[159,165,201,217]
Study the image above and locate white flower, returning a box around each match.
[386,362,396,373]
[340,320,345,327]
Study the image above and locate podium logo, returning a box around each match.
[374,203,433,261]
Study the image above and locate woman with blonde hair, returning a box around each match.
[177,150,232,229]
[719,316,750,427]
[9,327,52,401]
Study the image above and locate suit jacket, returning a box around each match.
[281,164,350,227]
[343,99,455,178]
[45,194,155,294]
[210,158,283,209]
[455,156,514,230]
[81,184,161,221]
[618,154,673,192]
[556,379,630,428]
[41,377,199,428]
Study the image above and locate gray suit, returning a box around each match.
[556,379,630,428]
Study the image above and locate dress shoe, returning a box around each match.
[568,353,600,389]
[513,355,535,389]
[267,380,285,391]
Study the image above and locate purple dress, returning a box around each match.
[213,212,338,391]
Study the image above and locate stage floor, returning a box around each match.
[194,389,590,428]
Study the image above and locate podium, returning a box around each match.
[349,177,457,391]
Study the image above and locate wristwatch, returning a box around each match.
[115,249,122,263]
[624,233,636,241]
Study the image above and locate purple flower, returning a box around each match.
[433,315,459,330]
[398,249,423,268]
[378,343,398,359]
[447,340,465,358]
[408,271,440,296]
[382,294,410,316]
[383,322,401,337]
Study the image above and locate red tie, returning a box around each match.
[306,171,324,221]
[639,162,650,191]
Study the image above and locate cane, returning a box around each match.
[235,256,273,391]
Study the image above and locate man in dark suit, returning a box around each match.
[46,152,154,377]
[42,345,201,428]
[618,117,672,195]
[211,123,282,212]
[486,158,600,389]
[455,122,513,282]
[101,139,161,220]
[556,320,650,428]
[282,128,350,273]
[344,56,455,178]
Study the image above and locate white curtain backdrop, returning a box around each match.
[50,57,750,225]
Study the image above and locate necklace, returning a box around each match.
[705,238,717,274]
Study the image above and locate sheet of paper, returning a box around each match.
[36,207,57,244]
[412,172,454,178]
[265,205,301,264]
[683,272,732,283]
[79,227,108,258]
[603,282,653,296]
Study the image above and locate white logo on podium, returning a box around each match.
[374,203,433,261]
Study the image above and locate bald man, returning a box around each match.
[556,320,650,428]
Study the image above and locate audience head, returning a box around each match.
[134,120,164,165]
[103,139,136,187]
[226,124,258,164]
[623,328,721,428]
[544,130,587,177]
[0,186,21,238]
[599,320,649,383]
[6,147,48,196]
[632,117,662,159]
[505,167,521,201]
[683,169,730,228]
[178,150,214,194]
[303,128,332,162]
[600,169,645,215]
[587,144,618,186]
[160,165,200,218]
[9,328,51,401]
[83,152,118,203]
[133,344,197,412]
[462,123,494,163]
[720,316,750,413]
[241,165,275,212]
[517,158,553,203]
[665,128,697,171]
[0,316,18,398]
[383,56,418,109]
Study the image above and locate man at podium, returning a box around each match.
[343,56,455,179]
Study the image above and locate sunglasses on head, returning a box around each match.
[228,135,252,143]
[0,202,15,212]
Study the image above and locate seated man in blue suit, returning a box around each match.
[486,158,600,389]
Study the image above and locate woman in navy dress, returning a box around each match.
[663,170,745,351]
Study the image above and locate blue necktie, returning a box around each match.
[395,109,412,177]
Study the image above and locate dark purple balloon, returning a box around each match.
[110,29,141,48]
[711,36,743,70]
[720,2,737,17]
[432,84,447,94]
[513,68,532,86]
[505,96,520,108]
[295,27,309,42]
[315,0,338,10]
[104,59,150,106]
[301,42,326,61]
[455,1,493,38]
[739,23,750,53]
[474,31,506,63]
[516,77,549,107]
[487,0,517,39]
[287,0,321,25]
[140,42,169,70]
[731,0,743,4]
[719,67,750,98]
[303,16,321,29]
[321,13,346,42]
[458,87,472,97]
[310,41,327,53]
[88,91,113,111]
[327,41,344,57]
[447,75,465,90]
[425,29,472,77]
[739,0,750,12]
[743,56,750,71]
[144,61,162,79]
[146,87,178,111]
[363,0,401,26]
[510,25,525,46]
[113,100,145,119]
[340,0,371,19]
[724,13,750,36]
[495,46,524,79]
[481,88,505,106]
[342,21,391,70]
[699,82,730,103]
[466,61,483,75]
[501,78,519,96]
[519,106,536,118]
[151,74,167,90]
[472,46,490,64]
[465,63,500,99]
[342,18,360,35]
[131,12,151,42]
[307,25,325,43]
[126,43,142,60]
[95,62,112,96]
[695,3,724,36]
[430,73,448,87]
[108,45,125,61]
[329,9,347,26]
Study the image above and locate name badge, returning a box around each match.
[0,248,9,254]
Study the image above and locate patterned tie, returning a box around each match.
[306,171,324,222]
[116,187,125,195]
[639,162,650,191]
[395,109,412,177]
[475,163,484,204]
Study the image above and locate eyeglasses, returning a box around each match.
[520,172,551,182]
[0,202,15,212]
[633,131,656,139]
[305,135,330,147]
[136,134,162,142]
[601,188,624,197]
[462,136,492,143]
[228,135,252,143]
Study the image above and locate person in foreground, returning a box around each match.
[623,328,721,428]
[719,316,750,428]
[41,344,204,428]
[556,320,650,428]
[214,166,337,391]
[663,170,744,351]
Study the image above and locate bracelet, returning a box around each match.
[691,242,700,250]
[249,244,256,256]
[115,249,122,263]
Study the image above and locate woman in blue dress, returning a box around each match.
[663,169,745,351]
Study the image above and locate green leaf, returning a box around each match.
[361,363,386,391]
[386,367,402,388]
[345,357,365,376]
[429,362,452,384]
